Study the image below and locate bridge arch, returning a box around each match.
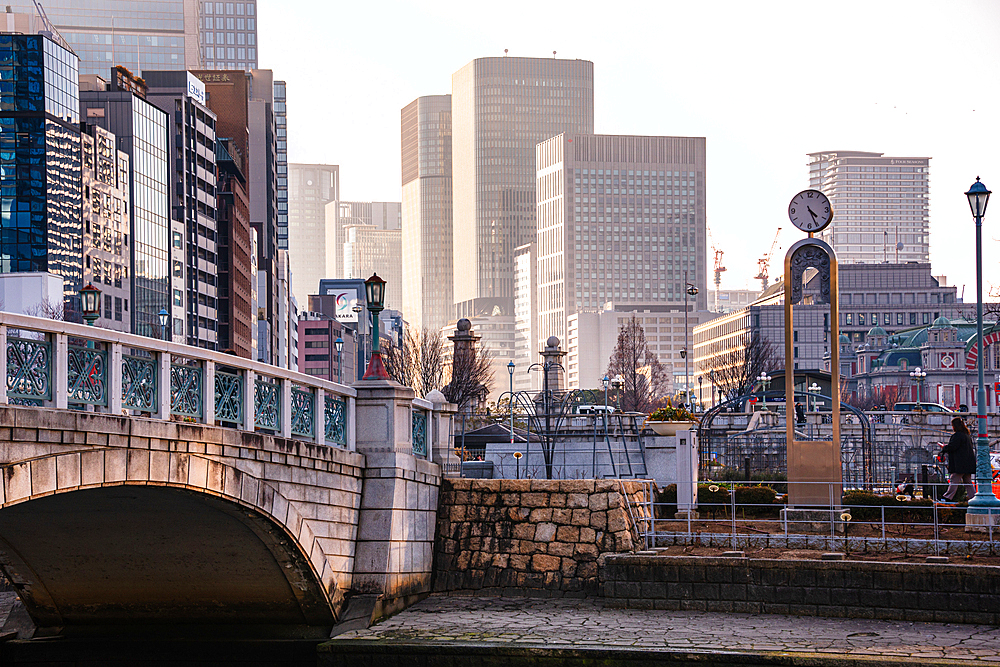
[0,451,337,637]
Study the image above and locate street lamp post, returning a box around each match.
[158,309,169,342]
[508,360,515,458]
[808,382,821,413]
[352,304,364,381]
[965,177,1000,516]
[79,283,101,327]
[910,366,926,410]
[335,336,344,383]
[697,376,703,412]
[611,374,624,411]
[709,370,717,409]
[361,273,389,380]
[757,371,772,411]
[683,271,699,408]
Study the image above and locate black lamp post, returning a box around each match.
[507,360,515,455]
[965,177,1000,515]
[684,272,698,407]
[362,273,389,380]
[79,283,101,327]
[158,308,169,341]
[352,304,364,381]
[335,336,344,383]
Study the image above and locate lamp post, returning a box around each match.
[683,271,699,409]
[808,382,821,413]
[709,370,716,409]
[79,283,101,327]
[352,304,364,381]
[964,177,1000,515]
[361,273,389,380]
[697,376,703,412]
[909,366,926,410]
[158,308,169,342]
[611,374,624,411]
[335,336,344,383]
[757,371,772,411]
[508,360,515,456]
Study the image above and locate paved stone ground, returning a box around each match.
[334,595,1000,662]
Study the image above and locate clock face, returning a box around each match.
[788,189,833,233]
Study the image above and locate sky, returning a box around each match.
[259,0,1000,300]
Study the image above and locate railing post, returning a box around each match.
[156,351,171,420]
[0,324,7,404]
[109,342,123,415]
[279,377,292,439]
[242,369,255,431]
[314,387,325,445]
[53,332,68,410]
[347,396,356,451]
[204,360,216,426]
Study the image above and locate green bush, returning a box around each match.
[842,491,967,525]
[733,485,778,516]
[654,484,677,519]
[842,491,882,522]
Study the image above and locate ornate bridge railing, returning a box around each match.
[0,312,356,449]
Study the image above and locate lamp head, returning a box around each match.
[686,284,699,296]
[508,360,515,376]
[966,177,991,220]
[602,375,609,389]
[364,273,387,310]
[335,337,344,353]
[79,283,101,320]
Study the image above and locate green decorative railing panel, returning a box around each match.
[68,346,107,406]
[7,337,50,402]
[290,386,314,437]
[325,395,346,446]
[122,355,157,411]
[215,370,243,424]
[255,377,280,431]
[412,409,427,457]
[170,363,203,418]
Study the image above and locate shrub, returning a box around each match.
[733,485,778,517]
[842,491,882,522]
[654,484,677,519]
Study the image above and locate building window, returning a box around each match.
[104,294,112,320]
[858,313,865,326]
[897,313,904,325]
[845,313,853,326]
[910,312,917,325]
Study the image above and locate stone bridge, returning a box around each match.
[0,313,456,638]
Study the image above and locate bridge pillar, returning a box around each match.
[351,378,441,622]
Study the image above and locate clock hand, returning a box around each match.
[807,206,818,220]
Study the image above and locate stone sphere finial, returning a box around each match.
[546,335,560,348]
[457,318,471,332]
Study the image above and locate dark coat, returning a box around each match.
[941,432,977,475]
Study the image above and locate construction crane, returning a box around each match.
[707,225,726,311]
[753,228,782,293]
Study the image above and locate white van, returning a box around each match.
[576,405,615,415]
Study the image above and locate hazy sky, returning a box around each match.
[260,0,1000,300]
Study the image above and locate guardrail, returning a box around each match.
[0,311,356,449]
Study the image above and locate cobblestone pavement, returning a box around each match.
[335,596,1000,662]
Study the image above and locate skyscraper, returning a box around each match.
[451,56,594,310]
[401,94,452,333]
[215,136,253,357]
[0,31,82,305]
[199,1,259,71]
[534,133,708,377]
[324,200,401,280]
[287,163,339,306]
[145,70,219,348]
[343,224,401,312]
[80,69,170,339]
[808,150,930,264]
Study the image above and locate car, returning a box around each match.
[575,404,615,415]
[891,402,954,413]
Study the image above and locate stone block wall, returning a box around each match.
[601,554,1000,625]
[433,479,645,596]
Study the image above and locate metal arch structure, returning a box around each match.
[494,388,646,479]
[698,390,873,486]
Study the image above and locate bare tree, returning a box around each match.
[24,297,66,321]
[844,382,900,411]
[605,316,669,413]
[442,342,494,412]
[700,331,779,403]
[382,325,447,396]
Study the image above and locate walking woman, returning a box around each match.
[940,417,977,503]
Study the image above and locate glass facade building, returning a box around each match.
[0,33,82,303]
[287,163,339,306]
[81,82,170,338]
[8,0,199,76]
[451,57,594,309]
[808,150,931,265]
[401,94,452,333]
[199,1,258,71]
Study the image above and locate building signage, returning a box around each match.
[330,291,359,322]
[195,72,234,83]
[889,159,925,166]
[186,72,206,105]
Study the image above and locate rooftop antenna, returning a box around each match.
[896,241,903,263]
[504,48,508,57]
[553,50,556,58]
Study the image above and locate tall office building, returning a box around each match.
[199,0,259,71]
[287,163,339,306]
[215,136,253,357]
[513,242,538,391]
[8,0,200,76]
[534,133,708,354]
[145,70,219,348]
[0,30,83,305]
[324,200,401,279]
[80,70,170,339]
[81,123,131,331]
[451,56,594,309]
[274,80,288,249]
[401,94,452,333]
[343,224,401,312]
[808,150,930,264]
